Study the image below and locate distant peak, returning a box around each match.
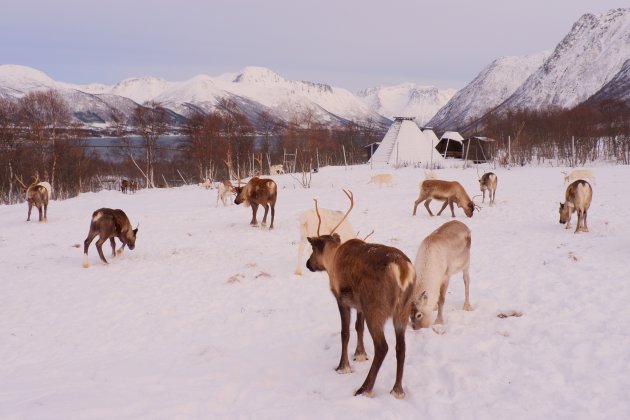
[233,66,284,84]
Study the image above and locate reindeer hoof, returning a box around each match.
[463,303,473,311]
[390,388,405,399]
[294,270,303,276]
[354,387,373,397]
[336,365,352,374]
[353,352,368,362]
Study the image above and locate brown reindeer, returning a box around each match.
[412,179,479,218]
[16,175,50,222]
[559,180,592,233]
[129,180,138,193]
[82,208,138,268]
[479,172,498,205]
[306,190,419,399]
[121,179,129,193]
[233,177,277,229]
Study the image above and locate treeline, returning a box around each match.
[0,90,383,204]
[466,100,630,166]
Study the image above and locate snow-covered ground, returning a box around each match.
[1,164,629,419]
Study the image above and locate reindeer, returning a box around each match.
[295,195,356,276]
[216,180,234,207]
[368,173,393,187]
[412,179,479,218]
[16,175,50,222]
[306,190,419,399]
[270,164,285,175]
[559,180,592,233]
[233,177,277,229]
[129,180,138,193]
[121,179,129,194]
[410,220,473,329]
[562,169,596,186]
[478,172,498,205]
[82,208,138,268]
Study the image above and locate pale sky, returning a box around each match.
[0,0,625,91]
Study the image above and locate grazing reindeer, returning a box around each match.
[412,179,479,218]
[562,169,596,186]
[410,220,473,329]
[270,164,285,175]
[306,190,419,399]
[295,194,356,276]
[121,179,129,194]
[368,173,393,187]
[129,180,138,193]
[233,177,277,229]
[83,208,138,268]
[216,180,234,207]
[16,175,50,222]
[479,172,498,205]
[559,180,592,233]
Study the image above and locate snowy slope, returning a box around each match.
[2,164,629,419]
[498,8,630,111]
[585,58,630,107]
[428,53,548,131]
[358,83,456,125]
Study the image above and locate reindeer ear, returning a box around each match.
[133,228,138,235]
[331,233,341,243]
[307,237,315,244]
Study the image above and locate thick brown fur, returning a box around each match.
[83,208,138,267]
[559,180,592,233]
[233,177,277,229]
[413,179,476,218]
[121,179,129,194]
[306,235,418,399]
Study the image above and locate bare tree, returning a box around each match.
[131,101,169,188]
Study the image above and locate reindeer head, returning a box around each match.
[410,290,432,329]
[463,195,482,217]
[126,223,139,250]
[306,190,354,273]
[559,202,572,224]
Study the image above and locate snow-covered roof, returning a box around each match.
[440,131,464,142]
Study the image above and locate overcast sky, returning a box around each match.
[0,0,624,92]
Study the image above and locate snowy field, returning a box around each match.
[1,164,629,419]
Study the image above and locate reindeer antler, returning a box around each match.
[362,230,375,241]
[313,198,322,236]
[471,194,482,211]
[15,175,28,190]
[329,189,354,235]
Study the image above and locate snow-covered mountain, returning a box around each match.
[358,83,456,126]
[497,8,630,112]
[585,59,630,107]
[427,53,548,131]
[0,64,390,129]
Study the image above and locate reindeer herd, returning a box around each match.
[13,166,596,399]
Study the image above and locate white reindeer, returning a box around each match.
[562,169,596,186]
[410,220,473,328]
[368,173,393,187]
[295,205,356,276]
[216,180,233,207]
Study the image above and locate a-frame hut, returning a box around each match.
[369,117,445,168]
[436,131,465,158]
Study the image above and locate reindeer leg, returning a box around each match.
[110,238,116,257]
[565,211,572,229]
[355,316,388,397]
[95,237,109,264]
[582,210,589,232]
[336,301,352,374]
[261,203,269,227]
[390,320,407,399]
[424,198,435,216]
[83,231,98,268]
[269,204,275,229]
[463,266,473,311]
[449,199,456,217]
[250,203,259,226]
[37,205,43,222]
[353,311,368,362]
[575,210,582,234]
[117,243,126,256]
[413,192,427,216]
[27,202,33,221]
[295,239,305,276]
[482,189,486,203]
[43,201,48,221]
[436,199,449,216]
[435,277,449,324]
